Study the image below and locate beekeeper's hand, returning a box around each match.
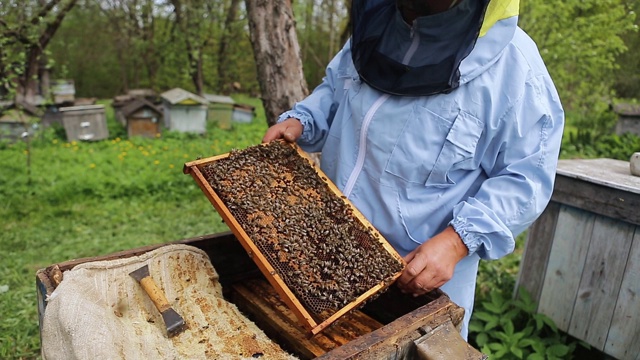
[262,118,303,143]
[397,226,469,296]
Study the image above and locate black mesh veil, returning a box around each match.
[350,0,490,96]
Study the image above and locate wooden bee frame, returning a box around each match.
[183,141,405,335]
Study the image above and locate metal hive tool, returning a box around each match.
[183,140,405,335]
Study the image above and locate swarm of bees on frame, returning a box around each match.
[201,141,404,318]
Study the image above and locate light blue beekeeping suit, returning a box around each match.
[278,0,564,339]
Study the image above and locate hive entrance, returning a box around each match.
[185,141,405,334]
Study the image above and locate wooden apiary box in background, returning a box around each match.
[183,140,406,335]
[517,158,640,360]
[59,104,109,141]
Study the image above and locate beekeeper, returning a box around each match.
[263,0,564,339]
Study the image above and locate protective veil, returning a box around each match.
[351,0,490,96]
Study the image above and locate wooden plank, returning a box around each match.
[318,296,463,359]
[568,216,635,350]
[556,158,640,195]
[232,282,332,359]
[537,206,594,331]
[552,175,640,226]
[604,226,640,360]
[515,202,560,304]
[414,319,487,360]
[360,286,443,325]
[231,278,384,359]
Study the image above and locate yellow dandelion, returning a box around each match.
[52,139,58,144]
[71,141,78,146]
[169,164,175,169]
[23,150,29,155]
[90,163,96,169]
[155,133,161,138]
[154,160,160,165]
[115,137,121,142]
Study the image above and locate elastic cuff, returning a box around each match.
[450,216,481,256]
[277,110,313,142]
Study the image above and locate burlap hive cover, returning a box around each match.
[41,244,298,360]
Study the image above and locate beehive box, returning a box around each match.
[183,141,405,335]
[37,232,478,359]
[517,158,640,359]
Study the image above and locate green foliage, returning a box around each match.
[471,233,587,359]
[46,0,261,98]
[613,2,640,98]
[520,0,637,136]
[0,0,77,97]
[561,128,640,160]
[470,287,581,360]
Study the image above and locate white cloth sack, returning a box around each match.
[41,244,297,360]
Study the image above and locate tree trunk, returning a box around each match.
[217,0,241,94]
[327,0,336,62]
[190,49,205,96]
[16,0,77,103]
[246,0,308,126]
[169,0,216,96]
[340,0,353,46]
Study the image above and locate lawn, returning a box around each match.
[0,96,268,359]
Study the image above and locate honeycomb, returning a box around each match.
[196,141,405,327]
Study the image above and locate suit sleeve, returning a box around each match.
[450,74,564,260]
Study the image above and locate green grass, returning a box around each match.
[0,97,268,359]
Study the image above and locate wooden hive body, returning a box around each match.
[36,232,479,359]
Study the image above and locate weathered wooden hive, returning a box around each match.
[517,158,640,360]
[37,232,482,359]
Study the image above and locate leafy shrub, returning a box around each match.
[470,288,583,360]
[562,130,640,160]
[470,234,588,359]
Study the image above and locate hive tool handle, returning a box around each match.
[129,264,186,337]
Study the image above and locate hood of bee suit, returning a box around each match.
[350,0,520,96]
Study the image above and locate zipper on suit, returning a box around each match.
[343,93,391,198]
[343,22,420,198]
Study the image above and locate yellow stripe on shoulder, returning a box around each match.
[480,0,520,37]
